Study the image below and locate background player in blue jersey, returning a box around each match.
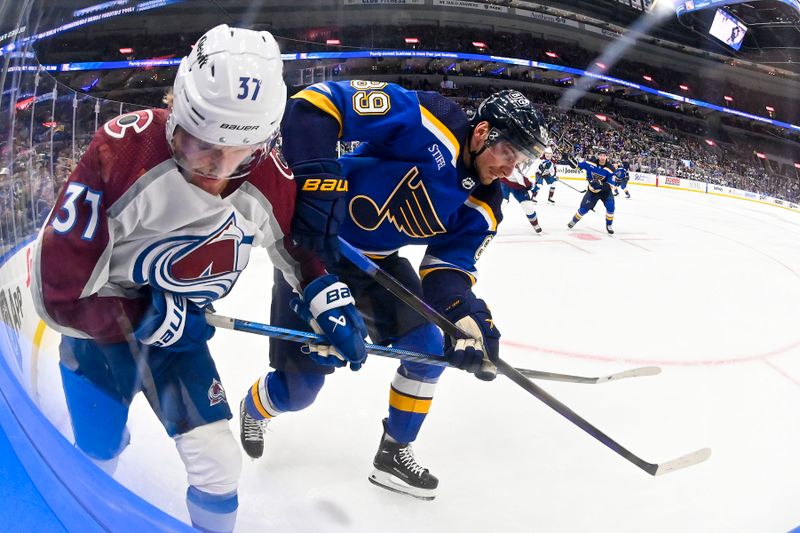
[531,146,558,204]
[239,83,549,500]
[567,147,618,234]
[614,155,632,199]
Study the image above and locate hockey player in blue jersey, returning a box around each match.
[614,155,631,199]
[567,147,617,234]
[531,146,558,204]
[239,83,549,500]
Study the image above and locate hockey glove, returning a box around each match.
[442,294,500,381]
[291,159,348,266]
[290,274,368,371]
[134,290,214,351]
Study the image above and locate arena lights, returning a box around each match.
[119,47,133,54]
[472,41,487,49]
[643,75,653,82]
[795,162,800,169]
[724,95,734,102]
[545,51,558,58]
[651,125,662,132]
[595,114,608,121]
[766,106,775,112]
[45,49,800,134]
[595,62,606,69]
[756,152,767,159]
[404,37,419,44]
[326,39,341,46]
[705,139,715,146]
[679,84,689,91]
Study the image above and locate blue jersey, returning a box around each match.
[579,158,617,187]
[284,81,502,283]
[614,166,629,183]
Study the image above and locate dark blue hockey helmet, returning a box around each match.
[471,89,550,161]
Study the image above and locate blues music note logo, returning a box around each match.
[349,167,446,239]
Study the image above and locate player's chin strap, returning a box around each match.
[335,237,711,477]
[466,142,488,176]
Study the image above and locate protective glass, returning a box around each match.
[170,126,278,180]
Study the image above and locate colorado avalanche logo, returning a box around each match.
[208,378,227,406]
[132,213,250,304]
[104,110,154,139]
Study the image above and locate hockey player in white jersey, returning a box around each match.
[30,25,366,532]
[531,146,558,204]
[499,151,544,233]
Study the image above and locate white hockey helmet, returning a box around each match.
[167,24,286,178]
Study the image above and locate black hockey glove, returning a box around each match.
[441,294,500,381]
[588,178,603,193]
[291,159,348,266]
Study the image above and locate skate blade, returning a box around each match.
[368,469,436,501]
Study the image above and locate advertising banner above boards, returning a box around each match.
[432,0,509,12]
[343,0,424,4]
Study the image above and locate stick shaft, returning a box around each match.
[335,239,710,475]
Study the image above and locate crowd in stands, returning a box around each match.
[2,66,799,254]
[38,22,800,127]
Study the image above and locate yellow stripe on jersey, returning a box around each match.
[419,105,460,168]
[389,388,433,414]
[419,265,476,285]
[250,381,273,419]
[292,89,343,137]
[465,196,498,231]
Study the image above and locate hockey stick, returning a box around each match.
[556,177,587,194]
[337,238,711,476]
[206,312,653,385]
[516,365,661,384]
[206,312,451,367]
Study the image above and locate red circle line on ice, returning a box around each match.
[500,337,800,367]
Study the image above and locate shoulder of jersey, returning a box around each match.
[416,92,468,136]
[469,180,504,227]
[92,108,171,203]
[246,149,294,189]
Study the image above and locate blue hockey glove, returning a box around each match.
[291,159,348,266]
[441,294,500,381]
[290,274,368,371]
[134,290,214,351]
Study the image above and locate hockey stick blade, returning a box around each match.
[516,366,661,384]
[649,448,712,476]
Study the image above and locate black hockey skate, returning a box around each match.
[567,220,576,229]
[606,224,614,235]
[240,399,269,459]
[368,419,438,500]
[625,191,631,199]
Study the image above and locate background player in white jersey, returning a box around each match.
[30,25,366,533]
[531,146,558,204]
[499,162,542,233]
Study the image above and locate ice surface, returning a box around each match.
[33,184,800,532]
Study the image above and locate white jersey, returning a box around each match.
[31,108,325,343]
